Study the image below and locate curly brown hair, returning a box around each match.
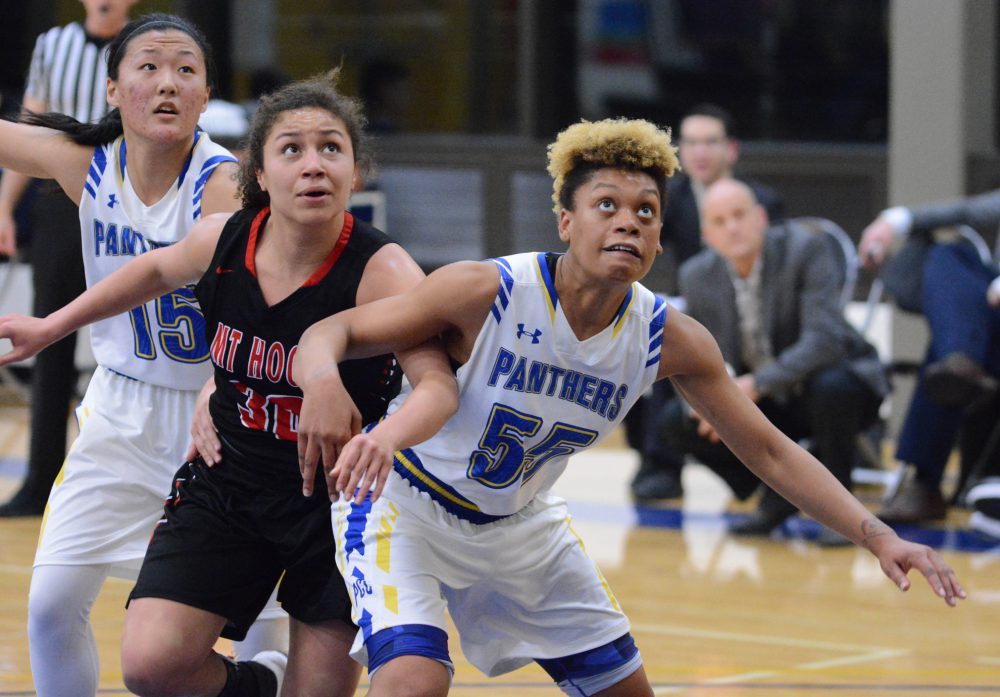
[547,118,679,217]
[238,69,371,209]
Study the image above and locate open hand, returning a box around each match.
[865,524,966,607]
[329,431,395,504]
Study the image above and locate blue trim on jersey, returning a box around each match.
[366,624,451,674]
[646,295,667,367]
[176,130,202,187]
[489,258,516,324]
[536,633,638,684]
[344,494,374,563]
[535,252,558,321]
[610,285,635,338]
[490,257,514,278]
[84,144,109,201]
[191,154,238,219]
[116,137,127,186]
[393,449,511,524]
[92,144,108,176]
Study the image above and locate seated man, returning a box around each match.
[860,196,1000,523]
[657,179,888,541]
[629,103,784,500]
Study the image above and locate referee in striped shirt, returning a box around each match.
[0,0,137,517]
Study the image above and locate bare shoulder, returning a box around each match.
[357,242,425,304]
[199,161,241,215]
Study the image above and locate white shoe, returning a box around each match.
[967,477,1000,518]
[252,650,287,696]
[970,511,1000,540]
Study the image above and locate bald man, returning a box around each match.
[656,179,887,542]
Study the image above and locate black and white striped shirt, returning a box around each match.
[25,22,111,123]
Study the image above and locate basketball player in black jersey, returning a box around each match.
[0,72,457,697]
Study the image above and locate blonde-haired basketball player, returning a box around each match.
[292,117,965,697]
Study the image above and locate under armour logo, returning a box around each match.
[107,194,118,208]
[516,323,542,344]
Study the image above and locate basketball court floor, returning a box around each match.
[0,403,997,696]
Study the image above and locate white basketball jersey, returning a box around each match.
[78,131,237,389]
[389,251,667,520]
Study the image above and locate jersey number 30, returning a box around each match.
[468,403,597,489]
[128,287,208,363]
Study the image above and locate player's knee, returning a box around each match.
[120,643,193,697]
[27,585,85,643]
[537,633,645,696]
[367,624,452,697]
[370,657,450,697]
[121,657,172,697]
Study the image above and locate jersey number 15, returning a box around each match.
[128,286,209,364]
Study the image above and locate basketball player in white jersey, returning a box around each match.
[0,14,285,696]
[292,118,966,697]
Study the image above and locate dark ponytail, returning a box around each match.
[19,109,124,147]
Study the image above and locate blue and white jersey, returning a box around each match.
[389,251,667,521]
[78,131,237,390]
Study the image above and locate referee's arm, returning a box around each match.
[0,95,48,255]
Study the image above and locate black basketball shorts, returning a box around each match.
[128,459,353,640]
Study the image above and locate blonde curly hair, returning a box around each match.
[547,118,679,216]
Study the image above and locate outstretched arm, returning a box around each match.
[0,96,51,255]
[0,118,92,204]
[657,311,966,606]
[0,213,228,365]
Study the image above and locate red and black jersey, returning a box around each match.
[195,206,401,487]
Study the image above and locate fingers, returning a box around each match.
[354,459,381,505]
[370,464,390,503]
[882,559,911,593]
[886,546,968,607]
[0,350,21,367]
[189,423,221,466]
[327,434,393,504]
[861,240,885,269]
[335,443,360,500]
[915,552,966,607]
[299,434,320,497]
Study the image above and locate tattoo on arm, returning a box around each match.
[861,518,892,547]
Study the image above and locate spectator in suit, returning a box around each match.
[659,179,887,543]
[628,104,785,501]
[859,191,1000,524]
[662,103,785,287]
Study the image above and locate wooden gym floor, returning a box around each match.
[0,403,998,696]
